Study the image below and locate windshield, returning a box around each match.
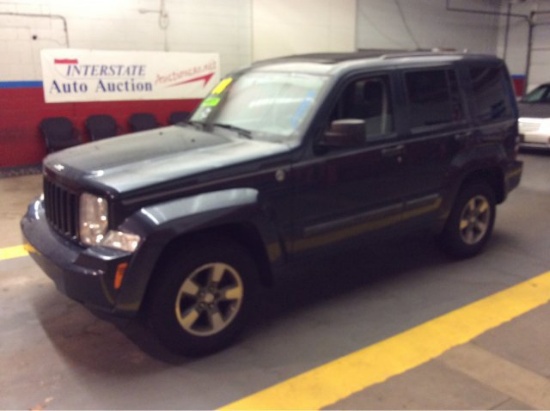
[522,84,550,103]
[191,71,328,142]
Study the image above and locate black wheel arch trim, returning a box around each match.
[112,188,283,314]
[433,146,520,236]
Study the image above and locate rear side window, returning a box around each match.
[469,65,513,123]
[405,69,464,129]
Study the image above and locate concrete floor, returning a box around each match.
[0,152,549,410]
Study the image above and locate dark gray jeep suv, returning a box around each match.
[22,51,522,356]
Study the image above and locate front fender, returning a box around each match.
[113,188,283,313]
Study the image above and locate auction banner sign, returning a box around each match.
[40,49,220,103]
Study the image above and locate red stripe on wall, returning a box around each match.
[512,76,526,97]
[0,86,201,168]
[54,59,79,65]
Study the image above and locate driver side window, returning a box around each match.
[332,75,395,138]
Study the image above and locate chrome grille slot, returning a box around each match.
[43,178,79,240]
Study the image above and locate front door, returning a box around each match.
[292,73,408,255]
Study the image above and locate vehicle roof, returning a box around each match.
[249,50,503,76]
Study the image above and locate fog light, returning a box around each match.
[102,230,141,253]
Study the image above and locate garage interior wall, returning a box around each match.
[0,0,252,80]
[497,0,550,92]
[251,0,356,61]
[0,0,537,170]
[0,0,253,169]
[357,0,501,54]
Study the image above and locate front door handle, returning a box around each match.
[382,144,405,157]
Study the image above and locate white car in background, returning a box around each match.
[518,83,550,150]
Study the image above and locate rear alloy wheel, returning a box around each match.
[458,195,492,245]
[147,236,257,356]
[440,183,496,259]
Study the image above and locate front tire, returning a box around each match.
[440,183,496,259]
[147,236,258,356]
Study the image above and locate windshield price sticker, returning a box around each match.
[201,97,221,107]
[211,78,233,95]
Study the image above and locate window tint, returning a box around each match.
[332,75,394,138]
[405,69,464,129]
[469,66,513,122]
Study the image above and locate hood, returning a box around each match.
[44,124,291,193]
[518,101,550,119]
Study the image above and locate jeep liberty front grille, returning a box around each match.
[43,178,79,240]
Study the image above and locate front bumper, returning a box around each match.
[21,198,135,316]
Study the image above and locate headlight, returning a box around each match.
[80,193,108,246]
[79,193,140,252]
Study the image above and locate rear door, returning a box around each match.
[394,65,470,228]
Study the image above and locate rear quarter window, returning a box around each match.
[468,65,514,123]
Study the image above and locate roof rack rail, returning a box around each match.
[380,49,464,60]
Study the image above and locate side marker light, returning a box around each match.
[114,262,128,290]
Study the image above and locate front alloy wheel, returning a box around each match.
[147,236,257,357]
[175,262,244,337]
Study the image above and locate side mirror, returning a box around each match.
[322,119,366,148]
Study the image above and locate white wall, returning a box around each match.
[251,0,357,61]
[497,3,529,76]
[497,0,550,91]
[2,0,543,88]
[357,0,501,53]
[0,0,252,81]
[0,0,358,83]
[531,24,550,88]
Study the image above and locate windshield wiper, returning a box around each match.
[186,120,206,130]
[212,123,253,139]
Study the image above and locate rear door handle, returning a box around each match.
[454,132,471,142]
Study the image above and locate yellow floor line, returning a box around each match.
[0,245,28,261]
[220,271,550,410]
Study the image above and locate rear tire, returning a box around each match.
[147,235,258,356]
[439,183,496,259]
